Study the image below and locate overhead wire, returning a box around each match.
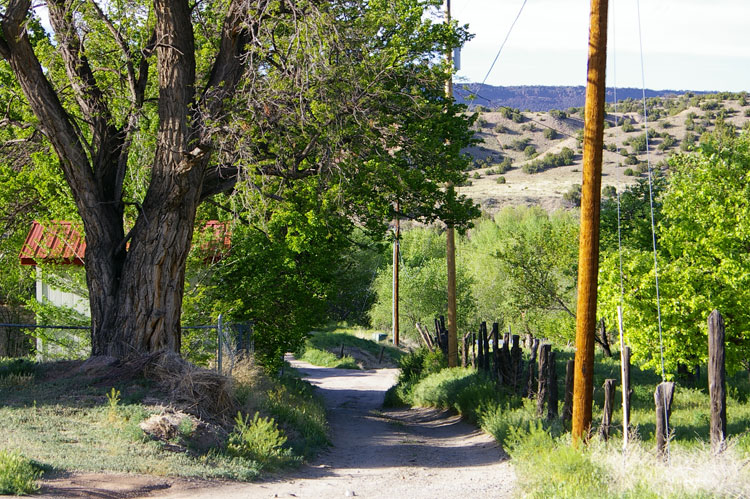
[466,0,529,111]
[635,0,670,463]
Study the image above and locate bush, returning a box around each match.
[543,128,557,140]
[226,412,294,468]
[494,123,507,134]
[624,167,636,176]
[621,118,635,132]
[472,172,481,179]
[0,450,40,495]
[509,137,531,151]
[521,147,575,174]
[496,176,506,184]
[625,154,639,165]
[549,109,567,120]
[563,184,582,206]
[523,145,537,158]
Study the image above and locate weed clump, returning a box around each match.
[0,450,40,495]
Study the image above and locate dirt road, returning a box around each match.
[39,359,515,498]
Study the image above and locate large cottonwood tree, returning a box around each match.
[0,0,476,357]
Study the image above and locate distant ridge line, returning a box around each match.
[454,83,715,112]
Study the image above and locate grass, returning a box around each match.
[387,348,750,497]
[296,348,359,369]
[296,324,405,369]
[0,356,328,482]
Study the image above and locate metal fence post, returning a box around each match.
[217,313,223,374]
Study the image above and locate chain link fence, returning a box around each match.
[0,315,252,374]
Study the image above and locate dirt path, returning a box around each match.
[38,359,515,498]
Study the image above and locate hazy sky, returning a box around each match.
[451,0,750,92]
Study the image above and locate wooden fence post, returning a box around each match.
[527,339,539,398]
[501,331,512,383]
[547,350,559,420]
[477,323,485,371]
[600,379,615,440]
[492,322,501,382]
[461,333,469,368]
[511,335,522,393]
[654,381,675,458]
[471,331,476,368]
[537,344,551,416]
[482,322,491,372]
[563,359,575,423]
[621,345,631,438]
[708,310,727,454]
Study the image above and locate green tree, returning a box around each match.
[0,0,478,358]
[599,132,750,374]
[369,228,477,341]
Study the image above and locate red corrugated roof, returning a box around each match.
[19,221,86,266]
[19,220,232,266]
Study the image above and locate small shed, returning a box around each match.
[19,220,231,358]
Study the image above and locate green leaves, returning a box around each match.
[599,131,750,374]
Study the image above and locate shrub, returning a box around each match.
[509,138,531,151]
[602,185,617,198]
[494,123,507,134]
[550,109,567,120]
[496,176,506,184]
[543,128,557,140]
[0,451,41,495]
[625,154,639,165]
[563,184,582,206]
[226,412,293,468]
[523,145,537,158]
[498,157,512,172]
[621,118,635,132]
[624,167,635,176]
[472,171,481,179]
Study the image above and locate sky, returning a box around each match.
[450,0,750,92]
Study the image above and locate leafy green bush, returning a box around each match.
[523,145,537,158]
[226,412,293,468]
[496,176,506,184]
[621,118,635,132]
[623,167,636,176]
[0,450,40,495]
[543,128,557,140]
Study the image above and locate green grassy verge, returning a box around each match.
[388,348,750,497]
[296,325,404,369]
[0,356,328,483]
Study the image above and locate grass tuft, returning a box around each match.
[0,450,41,495]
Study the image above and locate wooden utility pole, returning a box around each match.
[445,0,458,367]
[571,0,609,445]
[392,201,400,346]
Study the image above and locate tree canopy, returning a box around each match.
[599,131,750,374]
[0,0,479,359]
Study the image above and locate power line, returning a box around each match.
[466,0,530,111]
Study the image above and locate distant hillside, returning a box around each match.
[453,84,713,112]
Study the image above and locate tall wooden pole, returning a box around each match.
[571,0,609,445]
[444,0,458,367]
[392,201,400,346]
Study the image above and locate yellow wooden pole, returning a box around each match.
[445,0,458,367]
[572,0,609,445]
